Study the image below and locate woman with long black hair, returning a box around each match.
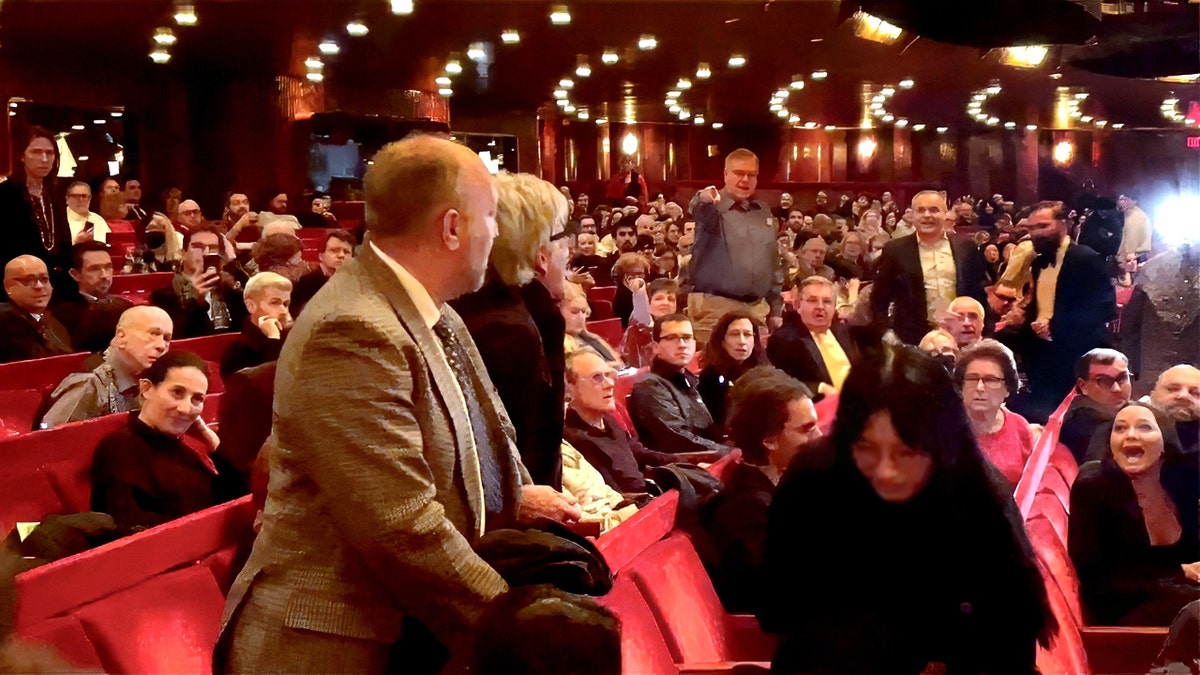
[0,126,73,295]
[758,341,1054,674]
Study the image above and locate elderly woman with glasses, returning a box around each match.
[954,339,1036,486]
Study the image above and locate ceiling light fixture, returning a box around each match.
[149,49,171,63]
[1111,123,1124,129]
[696,62,711,79]
[438,87,452,96]
[577,108,589,120]
[895,118,908,128]
[305,57,324,70]
[1003,121,1016,129]
[788,114,801,124]
[899,78,914,89]
[790,75,805,90]
[445,59,462,75]
[881,86,895,97]
[602,49,618,64]
[153,27,177,45]
[667,90,681,99]
[811,70,827,80]
[728,54,746,67]
[677,78,692,90]
[1026,124,1038,131]
[560,78,574,89]
[804,121,817,129]
[306,72,325,82]
[346,19,368,36]
[997,45,1049,68]
[669,104,681,114]
[390,0,414,15]
[986,116,999,125]
[776,109,789,118]
[564,104,576,113]
[595,117,608,125]
[882,114,894,122]
[769,103,783,111]
[711,122,724,129]
[501,29,520,44]
[775,89,789,99]
[173,4,197,26]
[550,5,571,24]
[937,126,948,133]
[554,89,568,99]
[110,111,123,117]
[1049,72,1063,79]
[319,40,340,54]
[850,10,903,45]
[911,123,925,131]
[638,34,657,50]
[575,54,591,77]
[435,76,451,86]
[693,115,705,125]
[467,43,488,62]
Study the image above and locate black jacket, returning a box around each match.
[629,358,728,456]
[767,313,860,398]
[0,177,73,301]
[0,302,73,363]
[870,234,989,345]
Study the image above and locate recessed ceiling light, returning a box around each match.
[728,55,746,67]
[556,99,568,107]
[319,40,340,54]
[306,72,325,82]
[986,84,1002,95]
[438,87,452,96]
[899,78,914,89]
[602,49,618,64]
[153,27,177,45]
[560,78,574,89]
[305,57,324,70]
[390,0,414,15]
[445,60,462,75]
[345,20,368,36]
[665,98,677,107]
[696,62,711,79]
[77,155,90,161]
[149,49,171,64]
[550,5,571,24]
[711,122,724,129]
[501,29,520,44]
[811,70,827,80]
[638,35,657,50]
[1074,92,1089,100]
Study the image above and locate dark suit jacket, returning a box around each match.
[50,293,135,354]
[219,318,285,379]
[0,303,73,363]
[767,313,859,396]
[870,234,989,345]
[218,245,529,671]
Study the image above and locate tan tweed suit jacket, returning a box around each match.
[216,244,529,673]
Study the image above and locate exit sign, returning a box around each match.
[1189,136,1200,148]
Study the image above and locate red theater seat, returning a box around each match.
[0,387,45,434]
[108,271,174,296]
[1034,558,1090,675]
[73,565,226,674]
[587,318,624,349]
[705,448,743,482]
[0,473,64,536]
[590,299,615,320]
[596,576,680,675]
[589,285,617,304]
[174,332,241,362]
[15,614,104,671]
[597,491,680,574]
[1026,515,1082,626]
[0,352,91,395]
[1048,444,1079,486]
[1029,493,1070,549]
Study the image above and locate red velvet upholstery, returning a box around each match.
[596,576,680,675]
[1038,467,1072,513]
[73,565,227,674]
[589,285,617,304]
[0,352,90,395]
[0,388,45,434]
[612,367,648,435]
[1029,493,1070,549]
[597,491,680,574]
[706,449,743,482]
[173,332,241,363]
[296,227,331,240]
[107,231,139,259]
[591,299,615,320]
[1035,558,1090,675]
[15,614,104,671]
[201,391,222,424]
[105,220,134,233]
[0,473,64,536]
[1048,443,1079,486]
[205,360,225,394]
[15,496,256,629]
[107,271,174,296]
[1026,515,1082,626]
[587,317,624,347]
[813,392,838,436]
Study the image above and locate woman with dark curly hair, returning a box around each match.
[759,342,1055,674]
[697,309,769,426]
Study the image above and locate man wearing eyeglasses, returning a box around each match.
[1061,348,1132,463]
[175,198,204,234]
[628,314,730,457]
[64,181,110,244]
[0,255,73,363]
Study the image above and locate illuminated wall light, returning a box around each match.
[346,20,369,36]
[173,4,197,25]
[553,89,568,99]
[667,90,681,98]
[728,54,746,67]
[696,62,711,79]
[776,109,789,118]
[501,29,520,44]
[550,5,571,24]
[769,103,783,112]
[77,155,89,161]
[467,43,487,62]
[1025,124,1038,131]
[773,89,788,99]
[390,0,414,15]
[882,114,895,122]
[788,114,800,123]
[1080,115,1093,123]
[665,98,678,107]
[1111,123,1124,129]
[871,94,885,103]
[1096,120,1108,127]
[881,87,895,97]
[8,102,17,109]
[71,124,86,130]
[811,70,827,80]
[857,137,877,159]
[595,117,608,125]
[999,45,1048,68]
[869,102,883,110]
[577,109,590,120]
[790,77,805,90]
[677,78,693,90]
[149,49,171,63]
[305,57,324,70]
[306,72,325,82]
[445,59,462,74]
[602,49,618,64]
[669,104,681,114]
[438,87,453,96]
[110,111,123,117]
[153,27,177,45]
[693,115,705,125]
[911,123,925,131]
[559,78,574,89]
[824,125,836,131]
[638,35,657,50]
[973,93,988,101]
[1074,92,1089,100]
[899,78,914,89]
[803,121,817,129]
[937,126,949,133]
[986,116,999,125]
[895,118,908,128]
[711,122,724,129]
[564,104,576,113]
[92,119,106,125]
[556,99,568,107]
[873,109,886,117]
[679,110,691,120]
[318,40,340,54]
[1003,121,1016,129]
[436,76,451,86]
[617,130,641,157]
[575,55,591,77]
[986,84,1002,95]
[1054,140,1073,165]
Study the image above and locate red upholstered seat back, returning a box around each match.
[15,614,105,671]
[0,352,90,395]
[587,318,625,350]
[706,448,743,482]
[1038,467,1072,513]
[107,271,174,296]
[595,576,679,675]
[173,332,241,362]
[1029,492,1069,548]
[625,532,730,663]
[0,472,64,536]
[590,299,615,320]
[0,388,46,434]
[1025,515,1083,627]
[73,565,227,674]
[588,285,617,304]
[597,491,679,574]
[1048,443,1079,485]
[1034,558,1090,675]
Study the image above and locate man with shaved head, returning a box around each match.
[41,305,174,428]
[1150,364,1200,456]
[0,255,73,363]
[940,296,987,348]
[175,198,204,234]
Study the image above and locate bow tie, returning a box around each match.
[1032,255,1057,271]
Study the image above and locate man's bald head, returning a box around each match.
[262,220,298,239]
[177,199,203,229]
[944,296,986,347]
[4,255,52,313]
[115,305,174,372]
[1151,364,1200,423]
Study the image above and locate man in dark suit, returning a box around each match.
[997,200,1116,422]
[0,255,73,363]
[871,190,989,345]
[217,135,580,673]
[768,275,860,399]
[51,241,134,353]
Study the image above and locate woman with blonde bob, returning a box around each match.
[561,282,624,368]
[450,171,573,489]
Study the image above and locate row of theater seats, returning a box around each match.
[0,332,239,435]
[1015,392,1170,675]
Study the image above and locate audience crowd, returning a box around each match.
[1,128,1195,673]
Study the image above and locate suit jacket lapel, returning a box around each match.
[356,246,487,536]
[799,330,831,383]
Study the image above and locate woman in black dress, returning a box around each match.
[0,126,73,296]
[758,342,1054,674]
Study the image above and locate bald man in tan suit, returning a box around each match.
[216,136,579,673]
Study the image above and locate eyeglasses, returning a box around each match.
[11,275,51,287]
[583,371,617,385]
[658,333,695,343]
[1089,372,1130,389]
[963,375,1006,389]
[625,273,646,280]
[179,208,202,216]
[549,229,573,243]
[67,192,90,199]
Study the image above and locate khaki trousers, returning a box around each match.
[687,292,770,348]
